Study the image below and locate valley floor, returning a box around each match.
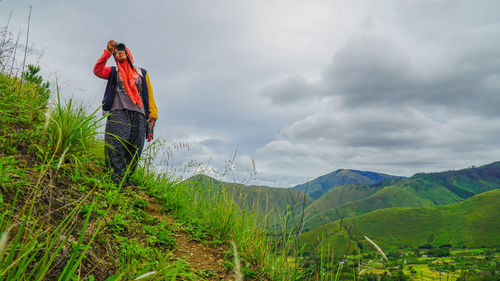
[357,248,499,280]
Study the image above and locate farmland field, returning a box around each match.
[354,248,499,280]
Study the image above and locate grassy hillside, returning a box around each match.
[185,174,314,223]
[299,189,500,253]
[292,169,403,199]
[301,185,434,231]
[409,163,500,198]
[350,189,500,248]
[290,184,377,231]
[305,184,377,213]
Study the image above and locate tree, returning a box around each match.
[427,233,435,245]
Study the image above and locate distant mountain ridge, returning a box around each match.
[299,189,500,252]
[298,161,500,231]
[292,169,404,199]
[411,162,500,198]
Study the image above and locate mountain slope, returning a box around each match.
[301,184,433,231]
[291,184,378,230]
[300,162,500,231]
[299,189,500,252]
[407,162,500,199]
[292,169,403,199]
[184,174,314,217]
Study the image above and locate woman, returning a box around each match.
[93,40,158,187]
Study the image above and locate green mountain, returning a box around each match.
[406,162,500,199]
[292,183,378,230]
[299,189,500,253]
[300,185,432,231]
[300,162,500,231]
[292,169,403,199]
[184,174,314,218]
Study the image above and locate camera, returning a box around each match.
[115,43,126,51]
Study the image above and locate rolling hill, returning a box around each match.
[299,162,500,231]
[289,183,380,231]
[292,169,403,199]
[184,174,314,220]
[299,184,433,231]
[299,189,500,253]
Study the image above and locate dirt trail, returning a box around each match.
[139,192,233,280]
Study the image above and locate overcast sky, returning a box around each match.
[2,0,500,187]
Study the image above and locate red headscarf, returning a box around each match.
[114,47,143,108]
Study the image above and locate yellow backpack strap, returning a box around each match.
[145,72,158,119]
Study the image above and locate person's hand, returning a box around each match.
[106,40,116,53]
[147,117,156,129]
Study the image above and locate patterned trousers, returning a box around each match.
[104,110,146,185]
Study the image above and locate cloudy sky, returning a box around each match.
[2,0,500,187]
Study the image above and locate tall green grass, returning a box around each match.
[0,70,48,155]
[132,148,376,280]
[132,151,312,280]
[0,64,106,279]
[0,163,99,280]
[0,68,221,280]
[37,85,105,172]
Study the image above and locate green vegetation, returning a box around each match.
[301,184,433,231]
[341,247,499,280]
[183,168,500,279]
[299,189,500,252]
[303,184,378,216]
[291,183,380,231]
[185,174,314,225]
[296,163,500,232]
